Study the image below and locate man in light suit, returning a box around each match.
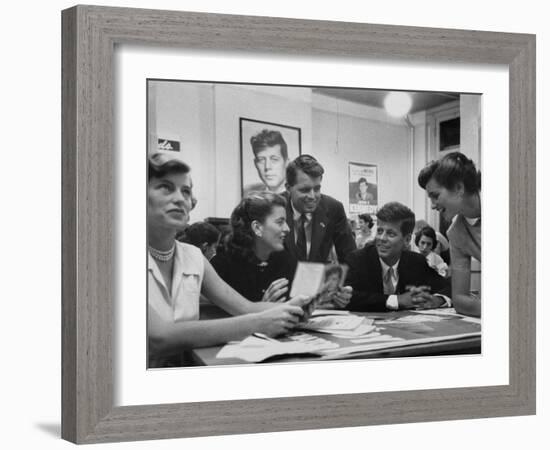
[282,154,356,309]
[346,202,451,312]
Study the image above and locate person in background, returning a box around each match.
[147,154,310,368]
[346,202,451,312]
[355,213,375,249]
[418,152,481,317]
[176,221,220,261]
[243,129,289,196]
[211,192,295,303]
[410,219,450,263]
[415,225,449,277]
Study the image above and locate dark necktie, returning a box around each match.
[296,214,308,260]
[383,267,395,295]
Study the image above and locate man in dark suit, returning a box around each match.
[346,202,451,312]
[283,155,356,265]
[283,155,356,309]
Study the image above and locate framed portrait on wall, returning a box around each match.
[240,118,301,197]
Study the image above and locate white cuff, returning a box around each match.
[435,294,452,307]
[386,294,399,310]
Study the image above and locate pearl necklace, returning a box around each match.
[149,243,175,262]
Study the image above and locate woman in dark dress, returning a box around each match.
[211,191,295,303]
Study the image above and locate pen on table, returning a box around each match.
[252,332,279,343]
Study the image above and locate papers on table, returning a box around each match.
[216,334,338,363]
[298,314,376,338]
[409,308,481,324]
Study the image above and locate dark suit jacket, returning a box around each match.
[282,192,356,268]
[346,244,451,312]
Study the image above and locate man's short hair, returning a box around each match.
[250,129,288,159]
[376,202,416,236]
[286,154,325,186]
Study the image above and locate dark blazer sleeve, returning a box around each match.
[345,247,389,312]
[330,199,357,264]
[417,256,452,298]
[396,252,451,299]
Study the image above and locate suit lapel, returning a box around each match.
[395,251,413,294]
[283,193,299,260]
[369,246,385,293]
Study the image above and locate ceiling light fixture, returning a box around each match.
[384,91,413,117]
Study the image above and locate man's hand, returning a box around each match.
[316,286,353,310]
[396,292,417,310]
[411,292,445,309]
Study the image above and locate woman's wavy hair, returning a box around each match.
[358,213,374,229]
[418,152,481,194]
[226,191,287,262]
[148,152,190,180]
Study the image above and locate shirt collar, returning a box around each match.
[379,257,400,276]
[464,216,481,226]
[291,202,312,223]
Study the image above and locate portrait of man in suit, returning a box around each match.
[346,202,451,312]
[282,154,356,267]
[240,120,301,197]
[244,129,288,195]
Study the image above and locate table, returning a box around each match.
[192,306,481,366]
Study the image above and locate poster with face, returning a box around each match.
[349,162,378,214]
[240,118,301,197]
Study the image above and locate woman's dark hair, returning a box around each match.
[148,152,190,180]
[415,225,438,249]
[358,213,374,229]
[357,177,368,186]
[177,221,220,247]
[226,191,287,262]
[418,152,480,194]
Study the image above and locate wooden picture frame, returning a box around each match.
[62,5,535,444]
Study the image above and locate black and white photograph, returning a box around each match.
[240,117,301,197]
[146,79,482,369]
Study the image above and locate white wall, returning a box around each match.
[3,1,547,450]
[311,107,410,211]
[152,81,414,221]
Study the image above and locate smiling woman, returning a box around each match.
[211,191,296,303]
[418,152,482,317]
